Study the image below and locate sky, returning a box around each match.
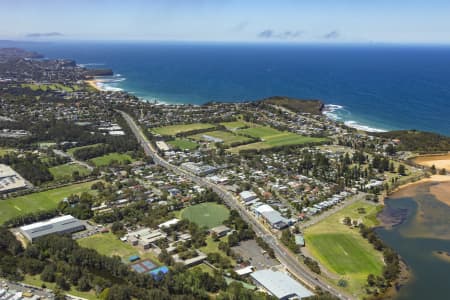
[1,0,450,44]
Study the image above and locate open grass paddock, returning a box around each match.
[0,180,99,224]
[304,200,384,297]
[152,123,215,136]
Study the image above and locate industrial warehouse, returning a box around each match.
[0,164,27,194]
[19,215,86,242]
[250,269,313,300]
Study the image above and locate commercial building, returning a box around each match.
[235,265,254,276]
[239,190,258,202]
[158,218,180,229]
[181,162,217,176]
[254,204,290,230]
[126,228,167,249]
[173,250,207,267]
[20,215,85,242]
[0,164,27,194]
[250,269,313,299]
[210,225,231,237]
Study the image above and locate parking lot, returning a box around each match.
[72,220,106,240]
[232,239,279,270]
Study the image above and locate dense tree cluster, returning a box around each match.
[0,228,274,300]
[280,229,300,254]
[376,130,450,153]
[0,153,53,185]
[303,257,321,274]
[359,224,400,295]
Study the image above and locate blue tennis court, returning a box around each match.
[130,259,158,274]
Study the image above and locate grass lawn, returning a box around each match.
[78,232,139,259]
[167,138,199,150]
[228,142,272,153]
[200,236,236,266]
[304,200,384,297]
[181,202,230,229]
[0,180,99,224]
[89,152,134,167]
[228,125,327,153]
[49,163,91,180]
[152,123,215,136]
[237,126,282,138]
[67,143,103,156]
[264,133,328,146]
[220,121,254,131]
[23,274,98,300]
[21,83,82,92]
[189,130,253,146]
[190,263,215,275]
[78,232,161,264]
[0,148,15,156]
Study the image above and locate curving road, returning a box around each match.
[119,110,351,300]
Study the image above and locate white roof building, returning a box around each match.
[239,190,257,202]
[251,269,313,299]
[0,164,27,193]
[158,218,180,229]
[20,215,85,242]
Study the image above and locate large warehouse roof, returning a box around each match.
[0,164,27,193]
[20,215,85,242]
[251,269,313,300]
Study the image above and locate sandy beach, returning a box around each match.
[429,180,450,206]
[85,79,101,91]
[382,174,450,204]
[413,153,450,170]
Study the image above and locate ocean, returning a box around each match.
[8,41,450,136]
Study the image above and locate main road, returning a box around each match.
[119,110,350,300]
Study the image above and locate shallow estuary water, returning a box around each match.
[376,182,450,299]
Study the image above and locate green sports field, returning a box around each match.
[49,163,91,180]
[228,132,326,153]
[167,138,199,150]
[152,123,215,136]
[304,200,384,297]
[190,130,253,146]
[89,152,134,167]
[0,180,99,224]
[21,83,82,92]
[237,126,282,138]
[181,202,230,229]
[224,124,328,153]
[219,121,253,130]
[264,133,328,146]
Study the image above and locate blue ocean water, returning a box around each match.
[14,41,450,135]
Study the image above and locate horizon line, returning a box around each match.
[2,38,450,47]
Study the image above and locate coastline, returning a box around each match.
[85,79,102,91]
[390,175,450,194]
[322,104,388,133]
[378,173,450,299]
[412,153,450,171]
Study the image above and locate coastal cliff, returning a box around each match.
[85,69,114,77]
[261,96,324,115]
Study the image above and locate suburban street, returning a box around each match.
[119,110,352,300]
